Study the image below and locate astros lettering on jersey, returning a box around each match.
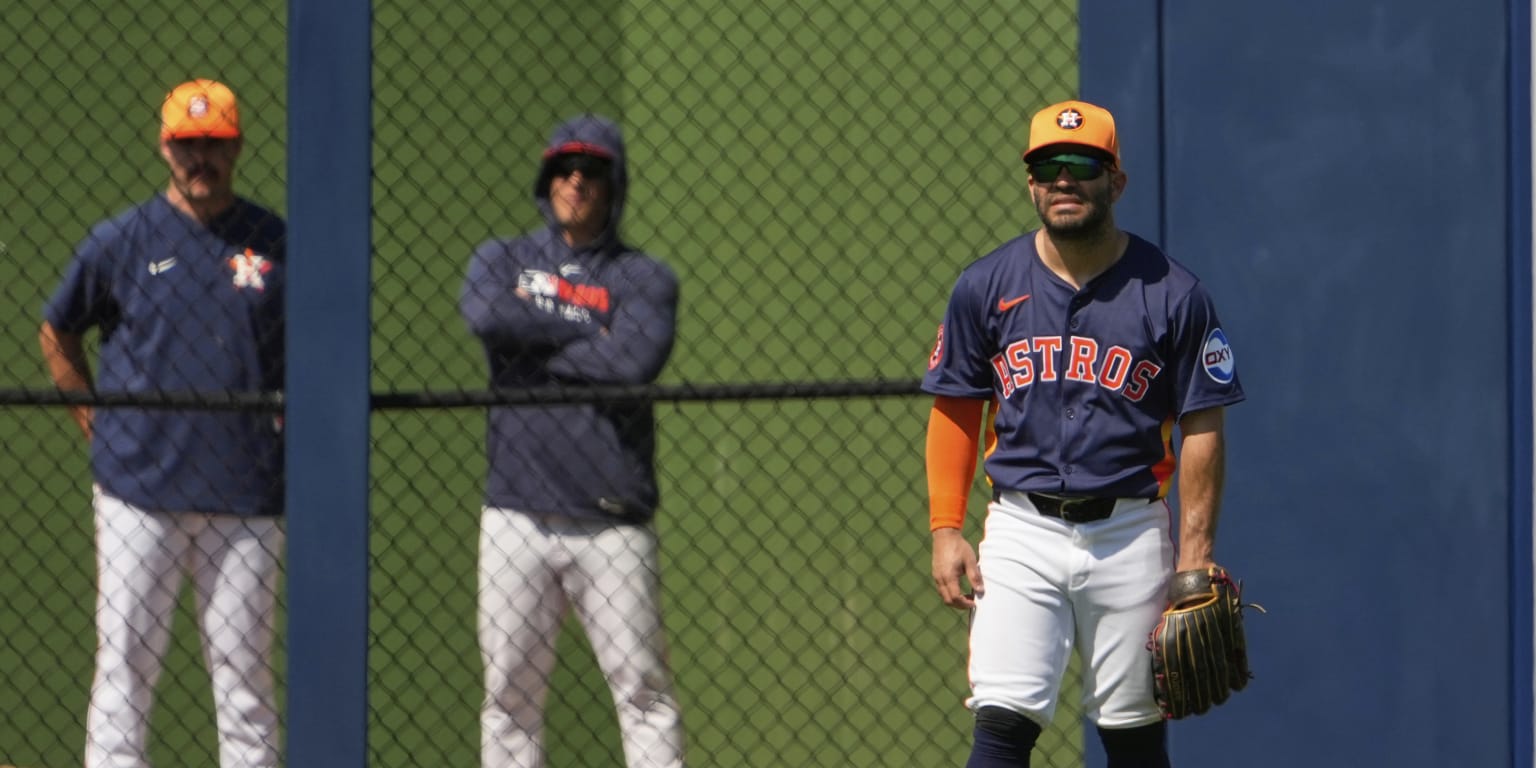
[923,232,1244,500]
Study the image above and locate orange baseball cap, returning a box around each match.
[1022,99,1119,166]
[160,79,240,139]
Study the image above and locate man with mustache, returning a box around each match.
[923,100,1246,767]
[39,78,285,768]
[461,114,685,768]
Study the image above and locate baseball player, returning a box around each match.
[460,114,685,768]
[38,79,285,768]
[923,100,1245,767]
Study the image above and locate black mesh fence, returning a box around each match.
[1,0,1085,766]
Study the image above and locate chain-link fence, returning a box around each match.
[2,0,1084,766]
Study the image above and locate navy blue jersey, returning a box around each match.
[43,193,286,515]
[922,232,1244,498]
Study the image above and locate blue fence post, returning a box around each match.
[1508,1,1533,764]
[285,1,372,766]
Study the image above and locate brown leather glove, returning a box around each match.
[1148,566,1264,719]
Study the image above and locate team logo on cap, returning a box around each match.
[1202,328,1236,384]
[1056,109,1084,130]
[188,95,210,119]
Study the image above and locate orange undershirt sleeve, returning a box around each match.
[926,395,986,531]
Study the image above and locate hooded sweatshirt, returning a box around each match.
[460,115,679,523]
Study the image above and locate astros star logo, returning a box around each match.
[229,248,272,291]
[1056,109,1083,130]
[188,95,210,119]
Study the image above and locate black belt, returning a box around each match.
[994,489,1117,523]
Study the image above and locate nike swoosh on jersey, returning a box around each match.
[997,294,1031,312]
[148,258,177,275]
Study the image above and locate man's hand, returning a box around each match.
[39,321,94,441]
[931,527,981,609]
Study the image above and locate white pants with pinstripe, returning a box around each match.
[966,492,1173,729]
[85,489,283,768]
[479,507,685,768]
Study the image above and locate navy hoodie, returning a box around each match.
[460,115,679,522]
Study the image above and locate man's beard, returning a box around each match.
[175,168,223,200]
[1036,189,1112,241]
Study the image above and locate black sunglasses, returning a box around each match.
[549,153,612,180]
[1026,154,1108,183]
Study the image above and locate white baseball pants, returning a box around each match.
[966,492,1174,729]
[85,489,283,768]
[479,507,685,768]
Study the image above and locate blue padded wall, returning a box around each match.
[1084,2,1517,765]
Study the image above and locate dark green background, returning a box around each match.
[0,0,1081,765]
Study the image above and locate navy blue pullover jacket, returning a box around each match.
[460,115,679,522]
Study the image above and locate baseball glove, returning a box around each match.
[1147,565,1264,720]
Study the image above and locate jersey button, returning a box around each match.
[1070,318,1080,329]
[1066,407,1075,419]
